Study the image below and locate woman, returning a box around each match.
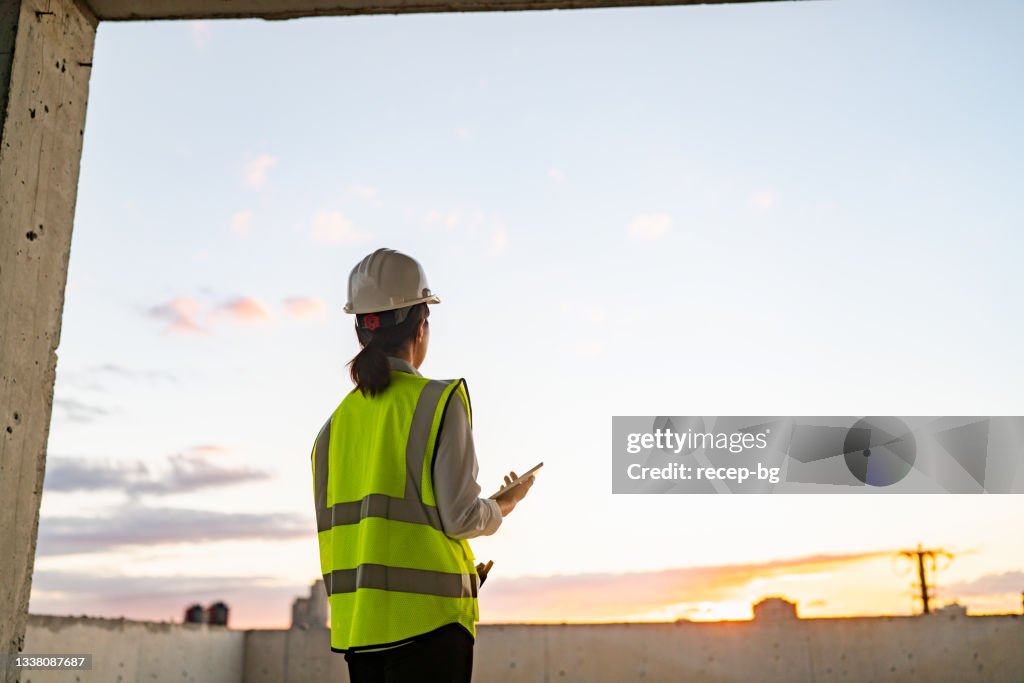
[311,247,533,683]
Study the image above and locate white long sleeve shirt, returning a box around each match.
[387,356,503,539]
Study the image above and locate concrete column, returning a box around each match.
[0,0,96,672]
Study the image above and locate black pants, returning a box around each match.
[344,623,474,683]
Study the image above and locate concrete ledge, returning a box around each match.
[85,0,806,21]
[20,613,1024,683]
[23,614,245,683]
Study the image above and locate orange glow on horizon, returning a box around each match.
[32,547,1022,631]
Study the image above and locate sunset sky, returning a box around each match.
[29,0,1024,628]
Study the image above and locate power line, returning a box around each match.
[899,544,953,614]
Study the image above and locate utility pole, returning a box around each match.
[899,544,953,615]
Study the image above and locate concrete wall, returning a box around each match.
[241,616,1024,683]
[0,0,96,672]
[20,615,245,683]
[475,617,1024,683]
[19,613,1023,682]
[245,627,348,683]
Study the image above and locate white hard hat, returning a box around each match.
[344,248,441,315]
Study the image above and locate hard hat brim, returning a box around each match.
[344,294,441,315]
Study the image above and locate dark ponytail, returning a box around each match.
[348,303,429,397]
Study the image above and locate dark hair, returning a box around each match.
[348,303,429,397]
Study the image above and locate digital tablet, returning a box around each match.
[488,462,543,499]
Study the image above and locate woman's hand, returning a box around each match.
[494,470,535,517]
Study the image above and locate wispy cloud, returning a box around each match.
[455,126,473,141]
[30,570,304,628]
[52,397,112,424]
[628,212,672,241]
[54,365,177,396]
[44,457,147,493]
[230,209,253,236]
[547,168,565,182]
[946,571,1024,596]
[147,296,205,335]
[283,297,327,320]
[36,505,309,556]
[146,296,285,333]
[44,447,268,498]
[32,569,279,599]
[216,297,271,324]
[243,154,277,190]
[310,211,369,244]
[94,364,176,383]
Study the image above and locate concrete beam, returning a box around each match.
[85,0,801,21]
[0,0,96,671]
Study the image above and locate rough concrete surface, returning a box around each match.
[471,618,1024,682]
[248,616,1023,683]
[0,0,96,674]
[16,613,1023,682]
[21,615,245,683]
[83,0,805,22]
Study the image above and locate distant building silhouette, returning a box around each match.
[183,604,204,624]
[183,602,229,626]
[753,597,799,621]
[206,601,230,626]
[930,602,968,619]
[291,579,328,629]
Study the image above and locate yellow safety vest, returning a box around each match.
[311,369,479,652]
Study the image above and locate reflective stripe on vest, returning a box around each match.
[325,564,478,598]
[312,371,479,651]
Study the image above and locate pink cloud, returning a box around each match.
[243,154,277,190]
[230,210,253,236]
[216,297,270,323]
[187,444,230,458]
[283,297,326,320]
[146,297,205,335]
[628,212,672,241]
[146,295,304,334]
